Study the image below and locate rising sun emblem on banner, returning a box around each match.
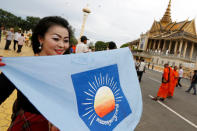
[71,64,132,131]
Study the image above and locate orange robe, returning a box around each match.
[168,67,173,96]
[72,45,76,53]
[168,69,179,97]
[157,67,170,99]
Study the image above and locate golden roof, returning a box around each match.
[160,0,172,24]
[150,20,196,34]
[149,0,197,36]
[169,21,185,31]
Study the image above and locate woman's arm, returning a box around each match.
[0,73,15,105]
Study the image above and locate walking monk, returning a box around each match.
[152,63,170,101]
[168,66,179,98]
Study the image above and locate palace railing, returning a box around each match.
[132,51,196,62]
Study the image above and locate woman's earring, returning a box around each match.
[39,44,42,50]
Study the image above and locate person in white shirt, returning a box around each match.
[177,66,183,87]
[17,33,25,53]
[76,36,89,53]
[0,26,3,43]
[4,28,14,50]
[158,50,161,54]
[13,30,21,51]
[138,58,146,82]
[135,58,140,75]
[166,50,169,55]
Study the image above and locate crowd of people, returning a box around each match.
[135,57,196,101]
[0,26,32,53]
[151,64,179,101]
[151,64,197,101]
[135,58,146,82]
[75,36,117,53]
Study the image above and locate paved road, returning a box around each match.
[135,70,197,131]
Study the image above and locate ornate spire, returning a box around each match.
[160,0,172,24]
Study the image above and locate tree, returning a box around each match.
[0,9,41,31]
[68,25,78,45]
[120,43,130,48]
[20,19,30,31]
[26,16,40,30]
[70,36,78,45]
[0,8,18,29]
[95,41,107,51]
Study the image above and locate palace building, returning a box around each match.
[131,0,197,70]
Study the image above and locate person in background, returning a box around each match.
[0,16,72,131]
[17,33,25,53]
[76,35,89,53]
[168,66,179,98]
[177,66,183,88]
[25,34,29,46]
[166,50,169,55]
[185,70,197,95]
[64,44,76,54]
[152,63,170,101]
[69,45,74,53]
[152,63,154,70]
[108,41,117,50]
[137,58,146,82]
[71,45,76,53]
[13,29,21,51]
[147,62,150,69]
[91,48,95,52]
[135,58,140,76]
[4,28,14,50]
[0,25,2,43]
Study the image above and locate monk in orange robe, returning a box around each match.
[152,64,170,101]
[168,66,179,97]
[167,66,173,96]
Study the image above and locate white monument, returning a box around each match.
[79,6,91,40]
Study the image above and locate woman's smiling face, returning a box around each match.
[39,25,69,56]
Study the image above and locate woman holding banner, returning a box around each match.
[0,16,72,131]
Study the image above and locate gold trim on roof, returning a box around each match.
[160,0,172,24]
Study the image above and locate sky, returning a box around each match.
[1,0,197,47]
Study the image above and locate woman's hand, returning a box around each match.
[49,122,60,131]
[0,57,6,66]
[50,125,60,131]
